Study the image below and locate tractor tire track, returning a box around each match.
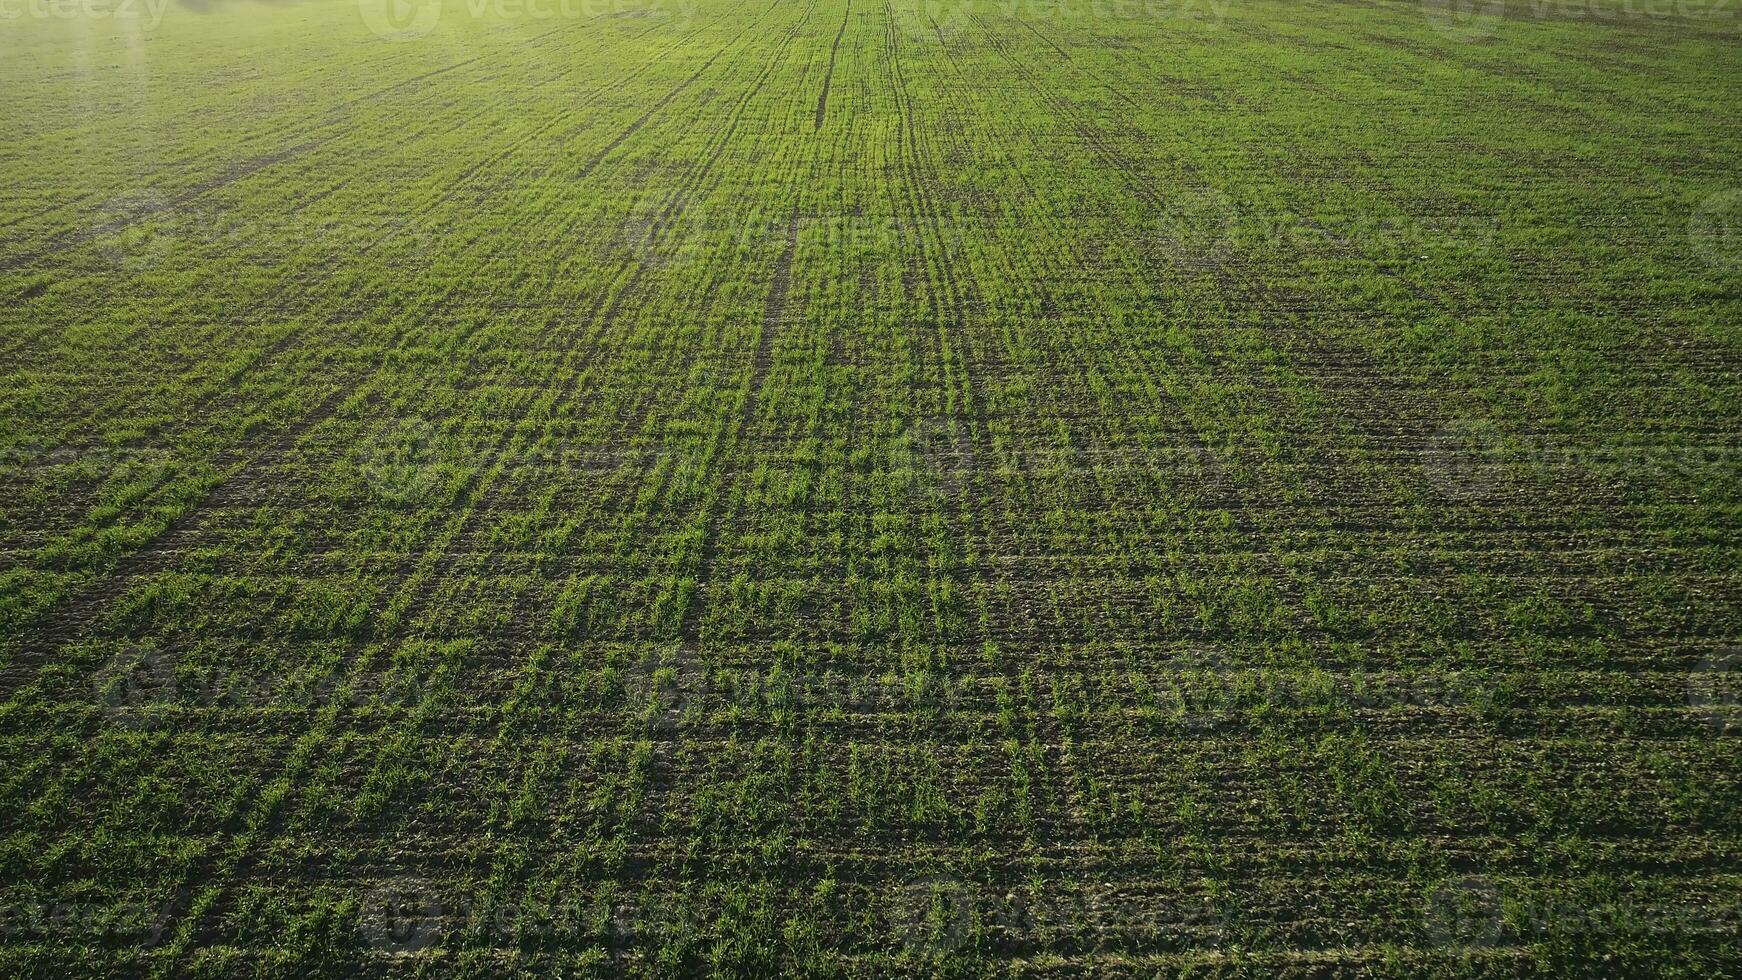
[671,0,821,644]
[815,0,852,131]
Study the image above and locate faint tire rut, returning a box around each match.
[815,0,852,131]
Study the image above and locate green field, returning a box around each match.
[2,0,1740,974]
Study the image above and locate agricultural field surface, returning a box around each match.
[2,0,1741,975]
